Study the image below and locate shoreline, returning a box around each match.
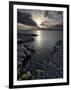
[17,23,63,31]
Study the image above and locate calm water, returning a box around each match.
[20,30,63,55]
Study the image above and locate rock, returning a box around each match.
[36,69,43,74]
[48,40,63,78]
[26,50,31,57]
[18,52,27,59]
[17,60,22,68]
[23,44,35,53]
[21,71,32,80]
[56,40,63,46]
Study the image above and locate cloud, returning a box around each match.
[17,10,37,26]
[43,11,63,27]
[17,9,63,29]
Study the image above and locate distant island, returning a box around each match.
[17,23,63,31]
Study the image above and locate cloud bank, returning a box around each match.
[17,9,63,29]
[17,10,37,27]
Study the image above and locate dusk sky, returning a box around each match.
[17,9,63,29]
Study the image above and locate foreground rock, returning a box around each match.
[17,30,37,80]
[17,30,63,80]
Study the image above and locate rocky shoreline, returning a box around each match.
[17,30,63,80]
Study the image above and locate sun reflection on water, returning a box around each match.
[36,30,42,45]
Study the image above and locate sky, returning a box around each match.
[17,9,63,29]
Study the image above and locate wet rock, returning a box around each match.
[48,40,63,78]
[21,71,32,80]
[26,50,31,57]
[17,31,36,80]
[23,44,35,53]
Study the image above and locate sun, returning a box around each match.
[36,20,42,27]
[32,16,43,27]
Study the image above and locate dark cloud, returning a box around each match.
[44,11,49,17]
[44,11,63,19]
[17,10,37,26]
[44,11,63,27]
[17,9,63,28]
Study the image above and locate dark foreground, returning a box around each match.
[17,30,63,80]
